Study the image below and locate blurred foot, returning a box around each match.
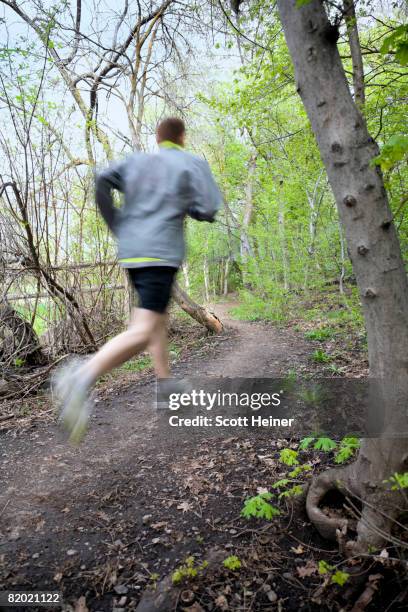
[155,377,192,410]
[52,359,93,444]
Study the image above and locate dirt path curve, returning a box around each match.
[0,302,312,607]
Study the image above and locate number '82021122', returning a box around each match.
[0,591,62,607]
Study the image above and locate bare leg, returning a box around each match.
[78,307,164,383]
[147,314,170,378]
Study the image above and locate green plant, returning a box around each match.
[305,328,334,341]
[172,557,208,585]
[278,484,303,499]
[241,492,280,520]
[299,437,337,452]
[279,448,299,466]
[318,560,349,586]
[313,437,337,451]
[334,437,360,464]
[121,355,152,372]
[384,472,408,491]
[223,555,242,570]
[312,349,331,363]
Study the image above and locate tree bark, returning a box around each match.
[172,282,223,334]
[278,180,289,291]
[277,0,408,553]
[0,301,45,366]
[343,0,366,108]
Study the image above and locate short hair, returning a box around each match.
[156,117,186,144]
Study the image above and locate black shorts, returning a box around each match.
[127,266,178,313]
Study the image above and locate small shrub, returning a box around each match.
[223,555,241,570]
[312,349,331,363]
[241,492,280,520]
[279,448,299,466]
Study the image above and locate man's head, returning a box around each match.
[156,117,186,147]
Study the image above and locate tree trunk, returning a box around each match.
[203,255,210,302]
[223,258,229,296]
[172,282,222,334]
[278,0,408,553]
[278,181,289,291]
[343,0,366,108]
[0,301,45,367]
[182,262,190,290]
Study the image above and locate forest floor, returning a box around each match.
[0,299,406,612]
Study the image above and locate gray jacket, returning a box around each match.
[95,144,222,268]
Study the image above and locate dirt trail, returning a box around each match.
[0,302,314,609]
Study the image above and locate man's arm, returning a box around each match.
[95,160,126,233]
[188,157,223,223]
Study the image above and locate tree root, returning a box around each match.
[306,457,408,554]
[306,465,357,541]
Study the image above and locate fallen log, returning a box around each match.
[172,283,223,334]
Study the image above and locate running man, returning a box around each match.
[54,117,222,443]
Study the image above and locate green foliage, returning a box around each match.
[318,560,333,574]
[318,561,350,586]
[380,24,408,65]
[120,355,152,372]
[305,328,334,341]
[288,464,312,477]
[312,349,331,363]
[271,478,290,489]
[241,492,281,520]
[279,448,299,466]
[223,555,242,570]
[384,472,408,490]
[298,437,314,450]
[300,436,358,461]
[172,557,208,585]
[373,135,408,171]
[331,570,350,586]
[312,437,337,452]
[278,484,303,499]
[334,437,360,464]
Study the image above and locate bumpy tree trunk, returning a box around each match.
[277,0,408,552]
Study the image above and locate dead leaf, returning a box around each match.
[297,560,317,578]
[214,594,229,610]
[291,545,305,555]
[74,596,88,612]
[177,501,193,513]
[151,521,167,529]
[53,572,63,583]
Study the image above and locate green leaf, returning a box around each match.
[313,437,337,452]
[279,448,299,466]
[299,437,314,450]
[296,0,312,6]
[279,484,303,499]
[241,492,280,520]
[331,570,350,586]
[372,135,408,171]
[223,555,242,570]
[380,24,408,66]
[318,560,334,575]
[272,478,290,489]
